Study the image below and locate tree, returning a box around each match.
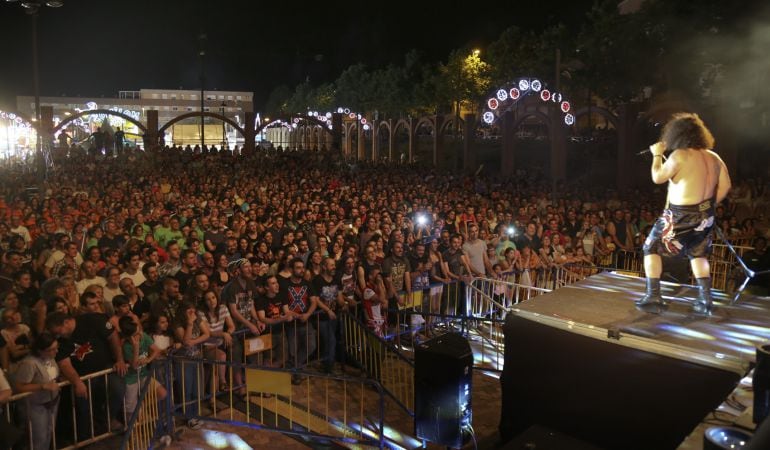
[264,85,292,116]
[435,47,492,115]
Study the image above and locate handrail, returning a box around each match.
[7,367,114,403]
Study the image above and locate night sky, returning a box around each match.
[0,0,595,110]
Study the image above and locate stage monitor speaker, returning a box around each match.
[414,332,473,448]
[500,314,743,450]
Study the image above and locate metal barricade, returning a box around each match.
[161,348,387,448]
[340,312,414,414]
[3,367,121,450]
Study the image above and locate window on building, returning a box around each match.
[227,95,233,100]
[218,95,224,100]
[152,94,159,99]
[190,95,197,100]
[236,95,242,100]
[162,94,168,99]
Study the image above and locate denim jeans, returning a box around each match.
[175,360,200,418]
[317,318,338,371]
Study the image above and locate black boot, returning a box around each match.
[693,277,713,315]
[636,278,666,314]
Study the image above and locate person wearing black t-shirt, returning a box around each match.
[221,259,264,393]
[46,311,127,440]
[312,257,343,374]
[255,275,293,367]
[279,258,317,381]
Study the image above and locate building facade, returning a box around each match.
[14,88,254,150]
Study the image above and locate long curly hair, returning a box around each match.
[660,113,715,151]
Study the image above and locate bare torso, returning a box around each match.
[667,149,721,205]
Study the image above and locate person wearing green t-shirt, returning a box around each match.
[119,316,166,417]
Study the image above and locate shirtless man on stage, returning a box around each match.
[636,113,731,315]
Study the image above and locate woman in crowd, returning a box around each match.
[14,333,61,450]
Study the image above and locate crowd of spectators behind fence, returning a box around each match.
[0,143,768,444]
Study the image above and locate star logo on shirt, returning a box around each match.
[71,342,93,361]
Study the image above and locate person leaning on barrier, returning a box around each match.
[256,275,294,368]
[14,332,61,450]
[46,311,128,438]
[118,315,166,418]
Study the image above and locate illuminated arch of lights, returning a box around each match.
[0,110,33,129]
[303,108,371,131]
[482,78,574,126]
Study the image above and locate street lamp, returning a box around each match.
[220,101,226,150]
[6,0,64,170]
[198,33,206,149]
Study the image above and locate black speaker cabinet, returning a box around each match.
[414,332,473,448]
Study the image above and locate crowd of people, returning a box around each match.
[0,144,768,447]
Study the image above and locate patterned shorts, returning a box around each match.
[643,198,715,259]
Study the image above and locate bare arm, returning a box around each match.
[650,144,680,184]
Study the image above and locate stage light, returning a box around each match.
[518,79,529,91]
[531,79,542,92]
[487,98,499,110]
[509,88,520,100]
[496,89,508,101]
[561,101,571,113]
[565,114,575,125]
[482,112,495,124]
[541,90,551,101]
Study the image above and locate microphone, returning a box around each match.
[637,143,669,156]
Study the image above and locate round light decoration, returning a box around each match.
[363,124,370,131]
[348,113,356,119]
[9,113,17,120]
[327,124,333,129]
[480,78,572,127]
[344,108,351,114]
[293,118,300,123]
[326,112,332,119]
[337,107,344,113]
[291,123,298,128]
[360,118,367,125]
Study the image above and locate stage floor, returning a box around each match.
[513,272,770,364]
